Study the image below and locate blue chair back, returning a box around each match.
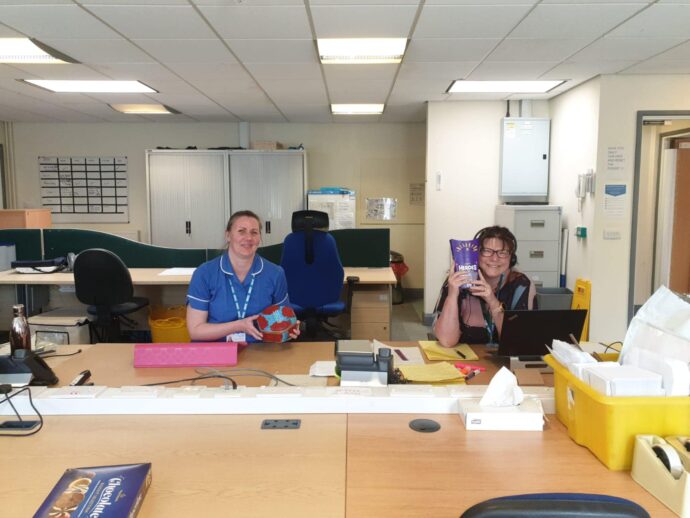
[280,211,344,314]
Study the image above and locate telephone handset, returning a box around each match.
[0,350,59,386]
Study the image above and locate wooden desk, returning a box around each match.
[3,343,673,517]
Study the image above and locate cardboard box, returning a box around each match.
[459,397,545,431]
[251,140,285,150]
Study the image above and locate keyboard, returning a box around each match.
[134,342,238,368]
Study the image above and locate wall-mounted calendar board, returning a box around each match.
[39,156,129,223]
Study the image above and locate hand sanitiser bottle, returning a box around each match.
[10,304,31,354]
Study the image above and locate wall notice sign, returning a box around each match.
[606,146,625,177]
[409,183,425,205]
[604,183,626,219]
[39,156,129,223]
[366,197,397,220]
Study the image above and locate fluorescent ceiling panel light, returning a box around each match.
[448,80,565,93]
[23,79,156,93]
[110,104,178,114]
[0,38,77,64]
[331,104,384,115]
[318,38,406,64]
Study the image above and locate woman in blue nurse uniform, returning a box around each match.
[186,210,300,343]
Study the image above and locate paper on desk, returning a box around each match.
[309,361,336,377]
[418,341,478,361]
[372,340,424,364]
[399,362,464,383]
[159,267,196,276]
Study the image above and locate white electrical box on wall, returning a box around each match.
[499,118,550,204]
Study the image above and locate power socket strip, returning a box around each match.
[261,419,301,430]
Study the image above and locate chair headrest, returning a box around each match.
[292,210,329,232]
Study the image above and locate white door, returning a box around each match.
[187,153,229,248]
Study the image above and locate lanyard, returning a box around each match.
[228,274,255,319]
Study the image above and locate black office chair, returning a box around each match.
[460,493,650,518]
[280,210,356,341]
[73,248,149,343]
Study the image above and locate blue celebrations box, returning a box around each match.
[34,463,152,518]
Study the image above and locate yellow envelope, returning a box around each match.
[418,341,478,361]
[399,362,463,383]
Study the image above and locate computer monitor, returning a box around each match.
[497,309,588,358]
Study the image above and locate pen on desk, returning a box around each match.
[455,349,466,359]
[394,349,408,361]
[465,370,479,382]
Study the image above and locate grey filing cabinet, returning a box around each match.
[495,205,561,288]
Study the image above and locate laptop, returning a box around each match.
[497,309,588,359]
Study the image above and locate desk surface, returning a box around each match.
[5,343,671,517]
[0,266,396,286]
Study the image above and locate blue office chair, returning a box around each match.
[280,210,355,340]
[460,493,650,517]
[74,248,149,343]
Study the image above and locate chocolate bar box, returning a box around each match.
[34,463,151,518]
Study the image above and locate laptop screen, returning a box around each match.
[497,309,588,358]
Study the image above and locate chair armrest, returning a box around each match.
[345,276,359,314]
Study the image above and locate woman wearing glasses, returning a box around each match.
[433,226,537,347]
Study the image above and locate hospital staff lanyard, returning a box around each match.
[228,274,255,319]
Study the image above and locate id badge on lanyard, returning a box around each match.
[228,273,255,344]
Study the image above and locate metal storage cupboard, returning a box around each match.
[495,205,561,288]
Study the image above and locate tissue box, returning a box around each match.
[586,365,664,396]
[459,398,544,431]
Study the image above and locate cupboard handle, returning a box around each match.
[266,221,271,234]
[529,250,544,258]
[530,220,545,227]
[185,221,191,235]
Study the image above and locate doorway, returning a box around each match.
[630,112,690,320]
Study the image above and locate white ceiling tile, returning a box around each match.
[398,61,478,80]
[332,113,381,123]
[415,5,533,39]
[133,39,236,65]
[227,102,286,122]
[8,64,109,80]
[425,0,537,4]
[260,79,328,104]
[406,39,499,62]
[327,79,392,103]
[388,79,450,103]
[199,5,311,39]
[0,24,23,37]
[541,0,651,3]
[193,0,303,5]
[41,38,155,64]
[541,60,638,79]
[469,61,559,79]
[609,4,690,37]
[622,60,690,74]
[323,64,397,82]
[227,39,317,64]
[511,4,647,38]
[165,62,253,85]
[0,5,119,39]
[83,93,160,103]
[279,104,332,123]
[85,5,216,39]
[571,37,685,62]
[311,0,418,4]
[646,40,690,60]
[79,0,189,4]
[91,64,190,84]
[488,38,592,62]
[245,63,322,80]
[310,5,418,38]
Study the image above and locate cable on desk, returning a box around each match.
[40,348,83,359]
[142,374,238,390]
[598,341,623,354]
[0,386,44,437]
[199,367,297,387]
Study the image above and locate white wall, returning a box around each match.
[549,78,600,307]
[591,74,690,340]
[9,121,426,288]
[424,100,549,317]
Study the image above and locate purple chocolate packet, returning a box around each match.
[450,239,479,289]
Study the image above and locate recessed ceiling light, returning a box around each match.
[331,104,384,115]
[0,38,77,64]
[22,79,157,93]
[110,104,178,115]
[447,80,565,94]
[318,38,407,64]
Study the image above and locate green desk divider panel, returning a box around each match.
[0,229,43,260]
[332,228,389,267]
[44,229,206,268]
[207,244,282,266]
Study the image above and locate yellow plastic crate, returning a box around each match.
[148,305,190,343]
[544,354,690,470]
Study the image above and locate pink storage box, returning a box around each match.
[134,342,238,368]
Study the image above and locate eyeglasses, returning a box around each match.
[480,247,511,259]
